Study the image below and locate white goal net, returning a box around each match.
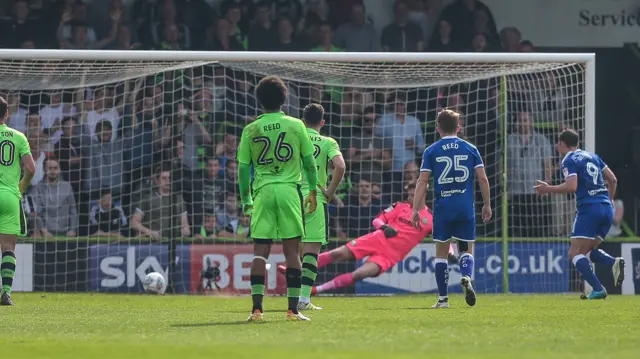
[5,50,593,295]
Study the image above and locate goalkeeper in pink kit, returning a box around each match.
[283,183,433,294]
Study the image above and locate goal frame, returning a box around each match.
[1,49,595,294]
[0,49,594,151]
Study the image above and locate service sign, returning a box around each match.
[483,0,640,47]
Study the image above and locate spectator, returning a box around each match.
[208,17,245,51]
[155,23,183,50]
[85,87,121,141]
[33,158,78,237]
[216,194,241,235]
[334,3,379,52]
[428,19,456,52]
[59,1,97,43]
[469,33,490,52]
[500,27,521,53]
[152,0,191,50]
[39,91,77,143]
[337,176,382,239]
[1,0,38,48]
[408,0,442,45]
[326,0,361,28]
[343,106,392,186]
[89,188,126,238]
[506,111,553,237]
[606,199,625,238]
[131,167,191,241]
[297,0,329,47]
[375,93,425,179]
[54,117,83,195]
[85,121,127,198]
[248,2,276,51]
[28,130,47,188]
[195,157,225,227]
[402,160,419,189]
[128,96,161,179]
[215,126,240,177]
[272,17,300,51]
[272,0,304,24]
[440,0,497,48]
[340,87,373,124]
[4,91,28,134]
[176,0,213,49]
[519,40,534,52]
[222,158,239,196]
[532,72,567,123]
[471,7,499,50]
[226,72,259,122]
[311,22,343,52]
[219,0,252,31]
[196,211,232,240]
[112,25,142,50]
[225,3,248,50]
[58,6,120,49]
[381,1,424,52]
[182,96,214,171]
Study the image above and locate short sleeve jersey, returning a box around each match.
[420,136,483,209]
[237,112,315,191]
[0,124,31,198]
[561,149,610,206]
[301,128,342,203]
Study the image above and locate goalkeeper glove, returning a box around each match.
[380,224,398,238]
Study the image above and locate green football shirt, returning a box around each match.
[0,124,31,198]
[301,128,342,204]
[237,112,315,191]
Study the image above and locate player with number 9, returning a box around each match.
[0,96,36,306]
[237,76,319,322]
[412,109,492,309]
[534,129,624,299]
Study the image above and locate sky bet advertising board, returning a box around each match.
[89,244,288,294]
[356,243,570,294]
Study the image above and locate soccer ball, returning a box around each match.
[143,272,166,294]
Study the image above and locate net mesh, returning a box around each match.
[6,54,587,295]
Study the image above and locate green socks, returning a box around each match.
[300,253,318,301]
[1,251,16,294]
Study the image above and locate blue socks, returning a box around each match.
[589,249,615,267]
[434,258,449,300]
[459,253,474,278]
[572,254,603,292]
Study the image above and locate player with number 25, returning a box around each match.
[412,109,492,309]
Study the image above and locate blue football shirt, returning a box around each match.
[420,136,483,217]
[561,149,610,207]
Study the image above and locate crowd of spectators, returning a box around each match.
[0,0,601,240]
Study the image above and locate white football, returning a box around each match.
[143,272,166,294]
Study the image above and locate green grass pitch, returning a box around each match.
[1,293,639,359]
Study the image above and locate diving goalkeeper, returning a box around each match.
[279,182,432,294]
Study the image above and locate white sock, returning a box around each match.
[299,296,310,304]
[439,296,448,301]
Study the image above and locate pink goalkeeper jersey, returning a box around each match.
[377,202,433,257]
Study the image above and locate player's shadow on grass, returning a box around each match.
[171,321,268,328]
[221,309,289,314]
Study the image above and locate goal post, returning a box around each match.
[1,49,595,295]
